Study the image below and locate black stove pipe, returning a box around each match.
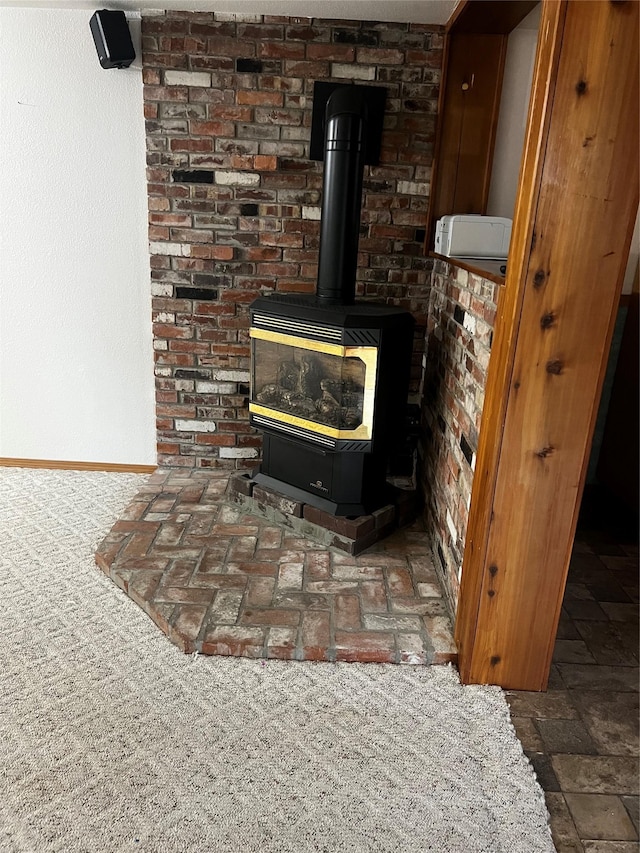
[316,88,368,305]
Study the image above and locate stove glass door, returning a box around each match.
[249,329,377,440]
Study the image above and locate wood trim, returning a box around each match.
[446,0,470,33]
[0,458,156,474]
[430,252,506,285]
[456,1,567,684]
[456,0,640,690]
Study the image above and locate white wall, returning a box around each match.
[486,4,540,220]
[0,8,156,465]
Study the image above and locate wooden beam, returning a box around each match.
[455,0,639,690]
[447,0,539,35]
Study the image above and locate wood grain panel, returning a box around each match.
[456,0,639,690]
[426,33,506,246]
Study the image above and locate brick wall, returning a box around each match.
[141,11,443,468]
[419,260,501,611]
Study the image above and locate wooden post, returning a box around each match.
[455,0,640,690]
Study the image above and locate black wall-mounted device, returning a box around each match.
[89,10,135,69]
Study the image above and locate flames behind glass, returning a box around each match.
[252,338,366,430]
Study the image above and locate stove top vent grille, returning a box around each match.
[251,312,342,343]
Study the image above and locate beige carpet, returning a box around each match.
[0,467,555,852]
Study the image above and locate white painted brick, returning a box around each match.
[215,171,260,187]
[165,70,211,87]
[211,369,250,383]
[175,380,194,392]
[153,340,168,351]
[476,346,491,371]
[455,268,469,289]
[149,241,190,257]
[196,381,238,394]
[397,181,429,196]
[331,63,376,81]
[219,447,259,459]
[277,563,304,590]
[214,12,261,21]
[154,312,175,323]
[446,509,457,542]
[302,205,321,220]
[475,318,492,344]
[268,627,296,647]
[417,582,442,598]
[463,312,477,334]
[155,367,172,377]
[175,419,217,433]
[151,283,172,297]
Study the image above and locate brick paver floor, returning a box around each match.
[95,468,457,665]
[507,516,639,853]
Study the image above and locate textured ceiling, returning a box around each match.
[0,0,460,25]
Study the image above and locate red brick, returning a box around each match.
[228,561,278,577]
[265,626,297,657]
[201,627,264,656]
[246,577,276,606]
[302,504,375,538]
[304,551,332,580]
[253,155,278,171]
[306,580,359,594]
[194,434,237,446]
[170,138,213,152]
[334,595,362,631]
[211,523,260,536]
[259,42,305,59]
[211,105,253,121]
[120,531,159,560]
[300,611,331,660]
[257,527,282,549]
[283,60,330,78]
[127,570,163,606]
[251,486,304,517]
[357,47,404,64]
[240,608,300,627]
[153,586,215,605]
[334,631,395,663]
[306,44,355,61]
[360,581,389,613]
[386,567,415,597]
[237,90,284,107]
[171,604,208,648]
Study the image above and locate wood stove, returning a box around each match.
[249,84,414,516]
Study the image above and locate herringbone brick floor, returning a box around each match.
[95,468,457,665]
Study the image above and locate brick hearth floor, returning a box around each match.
[95,468,457,665]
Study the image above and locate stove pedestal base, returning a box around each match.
[260,432,387,517]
